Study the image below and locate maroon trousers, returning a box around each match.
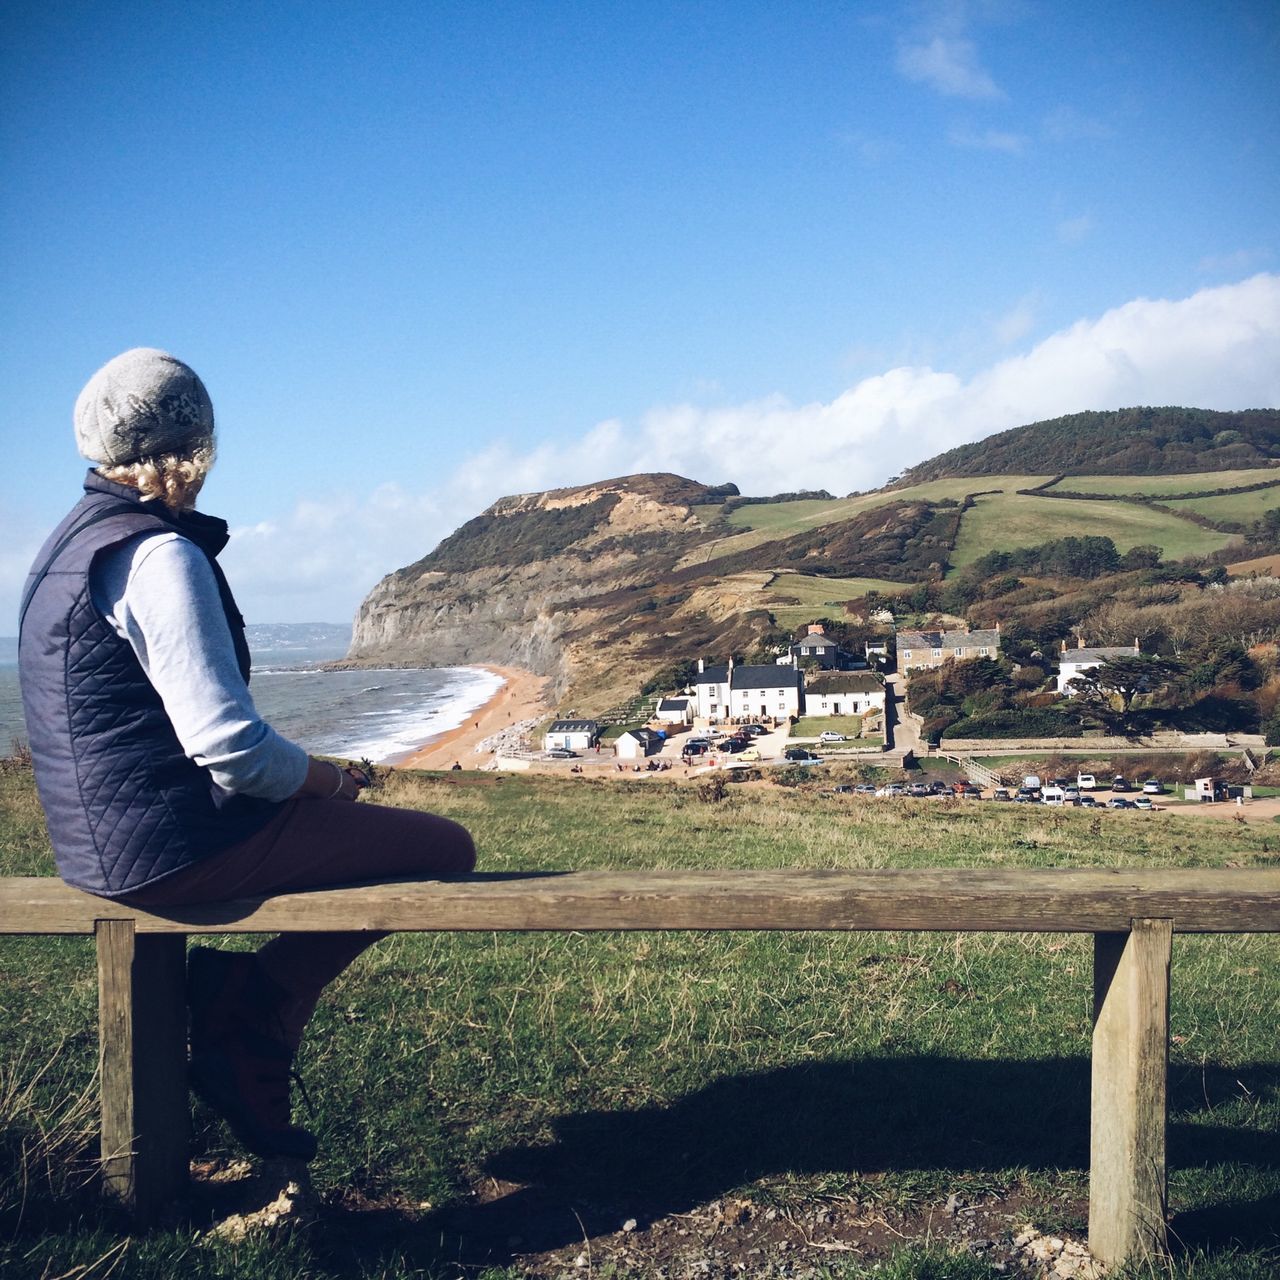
[121,796,476,1047]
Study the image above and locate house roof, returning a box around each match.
[792,634,838,650]
[695,665,730,685]
[617,728,660,743]
[805,672,885,695]
[548,720,599,733]
[897,628,1000,651]
[1061,647,1137,666]
[730,664,803,692]
[657,698,691,710]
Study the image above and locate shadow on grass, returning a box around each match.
[9,1055,1276,1273]
[411,1055,1276,1268]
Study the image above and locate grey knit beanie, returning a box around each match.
[74,348,215,465]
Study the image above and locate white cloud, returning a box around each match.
[214,274,1280,622]
[896,33,1004,99]
[948,124,1026,153]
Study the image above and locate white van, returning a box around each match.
[1022,774,1042,791]
[1041,784,1066,806]
[1077,773,1096,790]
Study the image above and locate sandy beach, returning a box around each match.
[393,665,552,771]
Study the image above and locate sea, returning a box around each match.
[0,624,504,765]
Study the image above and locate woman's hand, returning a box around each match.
[294,757,370,802]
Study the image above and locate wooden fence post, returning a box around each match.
[96,920,189,1223]
[1089,918,1172,1267]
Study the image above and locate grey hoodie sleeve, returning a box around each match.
[90,531,309,800]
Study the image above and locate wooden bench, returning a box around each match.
[3,867,1278,1267]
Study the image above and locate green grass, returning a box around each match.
[765,572,913,626]
[790,715,865,738]
[676,478,1053,570]
[1046,468,1280,496]
[950,492,1234,568]
[2,764,1278,1278]
[1166,486,1280,524]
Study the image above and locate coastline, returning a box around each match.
[393,665,552,770]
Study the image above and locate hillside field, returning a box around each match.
[3,764,1277,1280]
[949,491,1234,568]
[1046,467,1280,496]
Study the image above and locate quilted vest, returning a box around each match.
[18,472,279,896]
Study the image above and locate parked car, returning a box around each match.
[546,749,579,759]
[1013,792,1036,803]
[1079,794,1098,808]
[738,747,762,762]
[1112,776,1130,792]
[785,747,818,762]
[1141,779,1165,794]
[1077,773,1097,790]
[854,783,877,794]
[720,738,747,754]
[907,783,930,797]
[1107,797,1133,809]
[928,780,951,795]
[1063,787,1080,801]
[832,784,854,794]
[952,780,981,795]
[876,783,907,797]
[682,742,710,757]
[819,731,847,743]
[740,724,768,737]
[1134,796,1154,810]
[992,787,1012,801]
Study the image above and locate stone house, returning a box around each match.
[897,626,1001,673]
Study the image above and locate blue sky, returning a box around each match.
[3,0,1278,624]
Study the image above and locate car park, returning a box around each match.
[819,731,847,743]
[1107,797,1133,809]
[1141,779,1165,794]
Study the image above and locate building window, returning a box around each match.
[933,649,942,659]
[979,647,989,656]
[902,650,912,660]
[954,648,963,657]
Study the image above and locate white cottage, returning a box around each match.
[1057,638,1140,696]
[804,671,886,718]
[543,719,599,752]
[694,658,803,723]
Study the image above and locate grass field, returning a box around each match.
[678,479,1051,570]
[949,492,1234,569]
[1166,486,1280,524]
[764,572,912,627]
[3,764,1278,1279]
[1046,469,1280,497]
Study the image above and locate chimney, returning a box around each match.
[697,657,705,674]
[807,624,825,635]
[1078,635,1085,648]
[1134,637,1139,652]
[728,655,735,672]
[1061,640,1068,654]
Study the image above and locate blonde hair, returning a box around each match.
[97,444,216,513]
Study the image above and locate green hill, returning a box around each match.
[898,407,1280,484]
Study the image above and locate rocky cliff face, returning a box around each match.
[348,474,731,702]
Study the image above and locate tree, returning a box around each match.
[1066,654,1183,715]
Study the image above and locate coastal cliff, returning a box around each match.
[348,473,741,705]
